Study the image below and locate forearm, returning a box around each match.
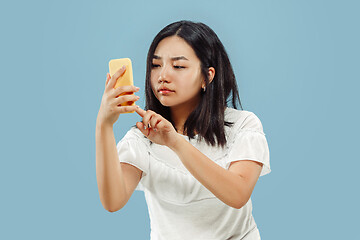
[169,136,247,209]
[95,122,127,211]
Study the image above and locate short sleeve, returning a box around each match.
[225,112,271,177]
[116,127,150,191]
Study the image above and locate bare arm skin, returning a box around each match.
[95,123,142,212]
[96,66,142,212]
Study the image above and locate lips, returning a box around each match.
[158,86,174,93]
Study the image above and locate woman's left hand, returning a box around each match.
[135,107,180,148]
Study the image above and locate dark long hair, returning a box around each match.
[145,20,243,148]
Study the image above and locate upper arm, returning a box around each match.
[120,162,143,206]
[228,160,263,205]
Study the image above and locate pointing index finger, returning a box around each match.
[135,106,146,117]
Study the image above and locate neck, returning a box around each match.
[170,102,198,135]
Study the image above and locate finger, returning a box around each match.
[142,110,156,129]
[117,105,139,114]
[114,94,140,106]
[150,115,162,131]
[136,121,150,137]
[112,85,140,98]
[155,120,167,131]
[106,65,126,91]
[135,107,147,118]
[105,73,111,86]
[136,121,145,133]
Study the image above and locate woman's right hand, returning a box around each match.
[96,66,140,127]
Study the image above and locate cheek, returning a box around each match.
[150,79,158,96]
[150,75,164,101]
[176,78,202,97]
[183,71,203,88]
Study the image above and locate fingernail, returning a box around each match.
[121,65,126,70]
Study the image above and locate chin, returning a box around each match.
[158,100,174,107]
[154,95,166,105]
[156,97,178,107]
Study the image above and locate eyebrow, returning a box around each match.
[153,55,189,61]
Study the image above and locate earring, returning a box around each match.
[202,86,206,92]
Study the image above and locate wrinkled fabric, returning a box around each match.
[116,108,271,239]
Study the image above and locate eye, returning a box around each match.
[151,64,160,68]
[174,65,185,69]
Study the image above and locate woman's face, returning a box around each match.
[150,36,204,108]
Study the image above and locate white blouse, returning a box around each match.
[117,108,271,240]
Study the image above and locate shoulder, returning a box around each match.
[225,107,264,132]
[122,126,148,143]
[117,126,150,154]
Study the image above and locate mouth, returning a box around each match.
[158,87,175,94]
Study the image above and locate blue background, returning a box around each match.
[1,0,359,239]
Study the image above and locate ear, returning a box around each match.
[202,67,215,88]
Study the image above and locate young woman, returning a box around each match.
[96,20,271,240]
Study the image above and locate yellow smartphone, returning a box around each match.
[108,58,135,113]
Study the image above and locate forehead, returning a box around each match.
[153,36,198,60]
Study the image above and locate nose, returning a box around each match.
[158,64,170,83]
